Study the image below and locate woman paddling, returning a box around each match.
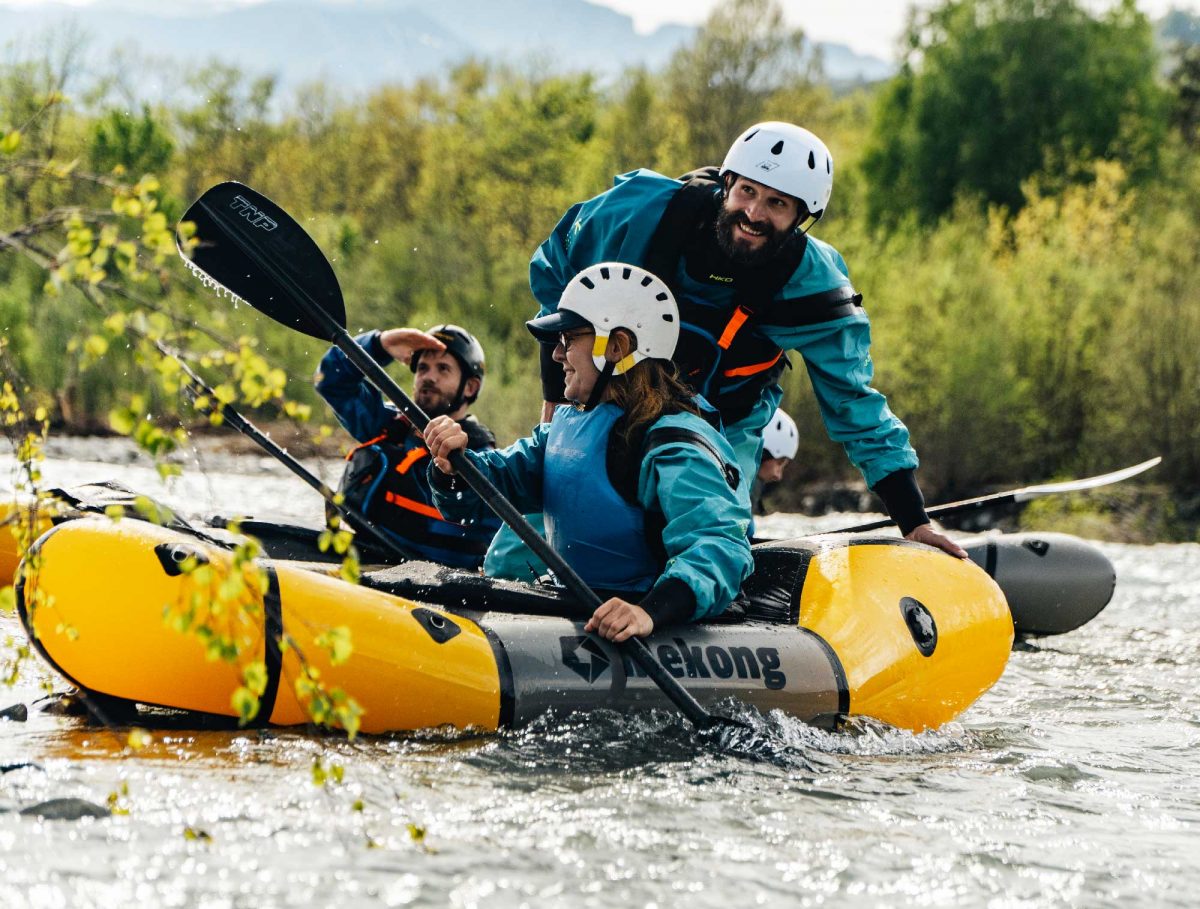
[424,262,754,643]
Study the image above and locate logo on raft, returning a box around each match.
[900,596,938,657]
[230,195,278,232]
[559,636,786,690]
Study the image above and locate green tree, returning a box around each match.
[589,68,666,180]
[89,105,175,176]
[1170,43,1200,146]
[173,63,278,202]
[663,0,815,166]
[861,0,1168,223]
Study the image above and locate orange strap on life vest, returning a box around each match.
[383,491,446,520]
[717,306,751,349]
[715,304,783,376]
[394,446,429,475]
[723,350,783,377]
[345,432,389,461]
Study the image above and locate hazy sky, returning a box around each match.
[3,0,1199,61]
[595,0,1200,59]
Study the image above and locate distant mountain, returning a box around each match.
[1158,7,1200,46]
[0,0,895,95]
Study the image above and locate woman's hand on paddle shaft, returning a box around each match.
[380,328,446,364]
[424,415,467,473]
[586,598,655,642]
[905,523,969,559]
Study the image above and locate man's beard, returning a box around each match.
[714,207,794,265]
[415,384,457,418]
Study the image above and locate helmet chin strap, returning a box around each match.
[794,208,823,237]
[446,373,468,415]
[582,359,616,411]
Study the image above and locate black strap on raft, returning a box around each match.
[254,566,285,728]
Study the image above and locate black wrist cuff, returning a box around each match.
[540,342,567,404]
[427,462,465,493]
[871,468,929,535]
[638,577,697,628]
[361,330,390,363]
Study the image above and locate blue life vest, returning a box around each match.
[543,404,661,595]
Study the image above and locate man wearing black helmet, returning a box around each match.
[314,324,501,568]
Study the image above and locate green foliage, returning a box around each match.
[1021,486,1186,543]
[862,0,1168,223]
[89,105,174,177]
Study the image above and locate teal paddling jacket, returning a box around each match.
[529,169,924,527]
[430,405,753,625]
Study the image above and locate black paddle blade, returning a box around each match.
[178,182,345,340]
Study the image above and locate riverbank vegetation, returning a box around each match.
[2,0,1198,539]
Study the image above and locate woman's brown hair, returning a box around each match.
[603,328,699,459]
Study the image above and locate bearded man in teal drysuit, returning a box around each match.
[498,121,964,569]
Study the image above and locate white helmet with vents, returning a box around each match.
[762,407,799,460]
[721,121,834,218]
[526,262,679,375]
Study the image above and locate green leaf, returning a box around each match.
[242,660,268,696]
[109,407,136,435]
[83,335,108,359]
[231,686,260,724]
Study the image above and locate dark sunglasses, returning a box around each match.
[557,330,594,351]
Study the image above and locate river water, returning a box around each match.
[1,439,1197,908]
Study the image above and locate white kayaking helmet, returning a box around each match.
[527,262,679,376]
[762,407,799,460]
[720,121,834,219]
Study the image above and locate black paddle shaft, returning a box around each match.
[182,182,724,731]
[161,342,416,563]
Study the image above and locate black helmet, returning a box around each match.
[410,324,486,405]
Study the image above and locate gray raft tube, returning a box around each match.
[960,532,1116,637]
